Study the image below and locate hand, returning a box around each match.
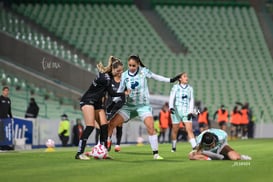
[170,74,181,83]
[125,89,131,96]
[187,113,193,120]
[170,108,175,114]
[106,102,116,113]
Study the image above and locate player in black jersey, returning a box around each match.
[105,64,125,152]
[75,56,127,160]
[94,63,125,152]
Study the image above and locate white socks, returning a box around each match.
[189,138,197,149]
[172,140,177,149]
[148,135,158,151]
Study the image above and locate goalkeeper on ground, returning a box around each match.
[188,128,252,160]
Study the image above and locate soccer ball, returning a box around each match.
[46,139,55,148]
[90,144,108,159]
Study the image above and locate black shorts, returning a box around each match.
[218,121,227,127]
[220,145,235,160]
[231,124,239,127]
[80,100,105,110]
[198,123,207,128]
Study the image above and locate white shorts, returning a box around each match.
[171,108,191,124]
[117,104,153,122]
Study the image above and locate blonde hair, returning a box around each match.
[97,56,122,73]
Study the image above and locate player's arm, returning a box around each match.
[150,72,170,82]
[8,99,12,118]
[189,87,194,113]
[202,151,224,160]
[188,147,212,160]
[107,84,125,98]
[112,74,126,102]
[150,72,181,83]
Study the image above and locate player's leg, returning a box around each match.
[143,115,163,160]
[107,113,125,151]
[162,128,166,143]
[184,120,197,149]
[242,124,248,139]
[75,105,95,160]
[63,136,69,147]
[220,145,251,160]
[230,124,235,139]
[94,119,101,144]
[158,128,163,143]
[96,109,109,147]
[171,123,179,152]
[234,124,239,139]
[108,114,124,137]
[115,123,123,152]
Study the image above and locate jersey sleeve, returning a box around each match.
[169,85,177,109]
[189,86,194,113]
[107,84,124,97]
[150,72,170,82]
[113,73,126,102]
[143,67,170,82]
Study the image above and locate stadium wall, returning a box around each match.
[0,31,96,94]
[12,117,273,149]
[33,118,149,148]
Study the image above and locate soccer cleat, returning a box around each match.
[114,145,121,152]
[153,154,164,160]
[75,153,90,160]
[171,148,176,152]
[240,155,252,160]
[107,140,112,152]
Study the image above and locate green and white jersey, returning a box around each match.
[116,67,170,105]
[169,84,194,115]
[196,128,228,153]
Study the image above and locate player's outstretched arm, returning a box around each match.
[188,150,212,160]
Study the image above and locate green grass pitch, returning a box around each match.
[0,139,273,182]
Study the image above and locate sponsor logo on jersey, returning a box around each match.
[130,81,139,89]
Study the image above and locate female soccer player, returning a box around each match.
[188,128,252,160]
[169,72,197,152]
[107,55,179,160]
[75,56,127,160]
[104,60,125,152]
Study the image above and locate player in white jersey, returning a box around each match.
[169,72,197,152]
[107,55,179,160]
[188,128,252,160]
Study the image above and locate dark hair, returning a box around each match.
[128,55,145,67]
[177,72,187,84]
[2,86,9,91]
[201,132,218,148]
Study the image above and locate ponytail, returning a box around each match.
[97,56,122,73]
